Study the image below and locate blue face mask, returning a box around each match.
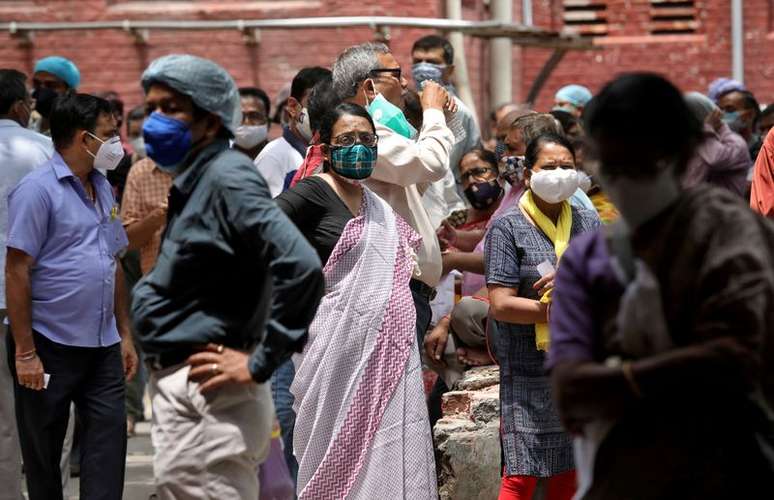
[143,112,193,173]
[412,62,445,87]
[722,110,745,133]
[329,143,377,180]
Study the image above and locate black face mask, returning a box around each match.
[32,87,58,119]
[464,179,503,210]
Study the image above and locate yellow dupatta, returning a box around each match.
[518,190,572,351]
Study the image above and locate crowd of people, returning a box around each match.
[0,32,773,500]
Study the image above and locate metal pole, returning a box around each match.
[522,0,533,27]
[489,0,513,108]
[731,0,744,83]
[445,0,478,122]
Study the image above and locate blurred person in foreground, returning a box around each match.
[6,92,137,500]
[0,68,54,500]
[549,73,774,500]
[682,91,750,197]
[131,54,324,499]
[254,67,331,197]
[233,87,271,160]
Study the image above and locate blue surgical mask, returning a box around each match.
[329,143,377,180]
[722,110,745,133]
[143,112,193,173]
[412,62,445,87]
[367,92,417,139]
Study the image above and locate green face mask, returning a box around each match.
[329,143,377,180]
[367,93,417,139]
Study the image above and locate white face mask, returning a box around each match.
[529,168,579,204]
[296,107,313,143]
[86,132,124,171]
[578,172,593,193]
[599,166,680,228]
[234,124,268,150]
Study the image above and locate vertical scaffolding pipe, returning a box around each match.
[489,0,512,109]
[731,0,744,83]
[522,0,533,26]
[445,0,478,121]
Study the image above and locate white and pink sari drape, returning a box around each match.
[291,189,438,500]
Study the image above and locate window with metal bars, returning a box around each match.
[562,0,609,37]
[649,0,699,35]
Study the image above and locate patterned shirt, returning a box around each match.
[120,158,173,275]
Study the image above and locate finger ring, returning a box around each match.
[216,344,224,354]
[211,363,219,374]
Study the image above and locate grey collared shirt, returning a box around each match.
[131,140,324,382]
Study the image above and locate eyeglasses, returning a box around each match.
[461,166,498,183]
[369,68,402,81]
[331,132,378,148]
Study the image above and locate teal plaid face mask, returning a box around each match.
[329,143,377,180]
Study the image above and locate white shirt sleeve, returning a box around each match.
[370,108,454,188]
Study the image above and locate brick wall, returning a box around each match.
[0,1,771,129]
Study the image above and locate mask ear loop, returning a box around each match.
[363,79,376,108]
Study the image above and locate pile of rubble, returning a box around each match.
[433,365,501,500]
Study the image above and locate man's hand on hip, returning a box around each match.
[187,343,254,393]
[121,337,138,381]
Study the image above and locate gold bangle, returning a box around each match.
[621,361,643,399]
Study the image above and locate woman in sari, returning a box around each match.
[276,103,437,500]
[484,132,599,500]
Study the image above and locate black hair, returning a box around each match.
[319,102,375,145]
[291,67,332,102]
[584,72,702,178]
[0,69,27,116]
[319,103,376,172]
[549,109,580,136]
[412,35,454,66]
[127,105,146,121]
[50,93,114,150]
[762,104,774,120]
[402,89,423,132]
[239,86,271,118]
[94,90,124,117]
[524,132,576,170]
[738,90,762,127]
[464,148,498,170]
[307,75,339,133]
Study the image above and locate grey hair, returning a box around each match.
[332,42,391,101]
[513,113,565,145]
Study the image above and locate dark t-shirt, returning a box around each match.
[276,176,354,265]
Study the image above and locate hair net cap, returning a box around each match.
[684,91,718,123]
[34,56,81,89]
[141,54,241,136]
[707,78,746,103]
[555,84,593,108]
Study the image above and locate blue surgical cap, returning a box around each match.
[555,84,593,108]
[707,78,746,103]
[141,54,241,136]
[33,56,81,89]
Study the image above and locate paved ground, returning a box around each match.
[24,422,156,500]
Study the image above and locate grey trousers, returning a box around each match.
[149,363,273,500]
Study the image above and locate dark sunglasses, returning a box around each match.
[369,68,402,81]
